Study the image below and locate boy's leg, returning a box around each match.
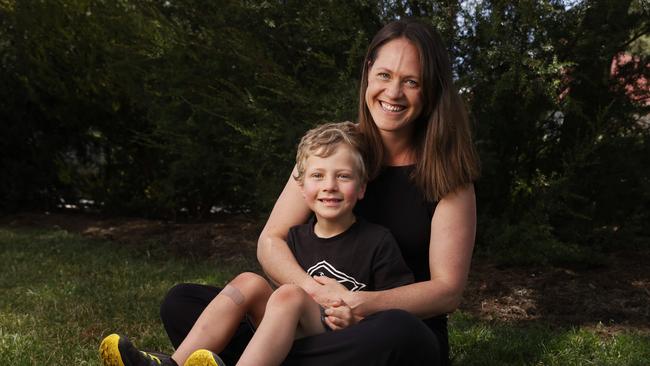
[236,284,325,366]
[160,284,254,364]
[171,272,272,365]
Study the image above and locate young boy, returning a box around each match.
[99,122,413,366]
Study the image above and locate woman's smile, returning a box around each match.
[379,101,406,112]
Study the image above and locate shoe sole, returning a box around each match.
[99,334,126,366]
[184,349,224,366]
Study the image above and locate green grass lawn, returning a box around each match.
[1,227,649,365]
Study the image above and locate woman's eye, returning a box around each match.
[405,79,419,88]
[377,72,390,80]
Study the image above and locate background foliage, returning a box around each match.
[1,0,648,260]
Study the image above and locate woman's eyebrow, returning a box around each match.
[372,66,419,79]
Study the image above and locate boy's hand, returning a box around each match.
[323,299,363,330]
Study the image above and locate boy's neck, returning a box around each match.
[313,212,357,239]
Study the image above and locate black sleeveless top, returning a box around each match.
[354,165,449,364]
[354,165,437,283]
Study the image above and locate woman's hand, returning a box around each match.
[323,299,362,330]
[310,275,349,305]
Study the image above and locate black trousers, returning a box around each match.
[160,283,449,366]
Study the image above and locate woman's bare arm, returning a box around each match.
[336,184,477,318]
[257,168,319,292]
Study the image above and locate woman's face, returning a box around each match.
[365,38,423,138]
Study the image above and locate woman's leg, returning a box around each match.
[161,285,447,366]
[283,309,445,366]
[159,283,222,349]
[237,285,325,366]
[170,272,273,365]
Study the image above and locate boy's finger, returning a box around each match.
[325,303,349,314]
[324,316,341,330]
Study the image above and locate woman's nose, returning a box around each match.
[384,79,403,99]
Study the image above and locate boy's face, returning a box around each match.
[300,144,366,223]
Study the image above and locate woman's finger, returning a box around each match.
[313,275,337,285]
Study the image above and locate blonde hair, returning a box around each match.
[358,19,480,201]
[293,121,368,185]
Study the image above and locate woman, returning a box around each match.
[134,18,478,366]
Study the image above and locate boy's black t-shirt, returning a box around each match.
[287,217,414,292]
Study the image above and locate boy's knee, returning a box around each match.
[268,284,309,308]
[231,272,268,292]
[231,272,265,286]
[226,272,271,305]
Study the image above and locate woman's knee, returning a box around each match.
[159,283,221,347]
[369,310,438,349]
[160,283,198,319]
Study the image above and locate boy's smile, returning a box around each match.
[318,198,343,206]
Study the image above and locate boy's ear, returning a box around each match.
[357,182,367,200]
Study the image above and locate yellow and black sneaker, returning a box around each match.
[183,349,226,366]
[99,333,176,366]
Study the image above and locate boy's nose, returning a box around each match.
[322,176,338,191]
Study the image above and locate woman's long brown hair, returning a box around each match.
[357,19,480,202]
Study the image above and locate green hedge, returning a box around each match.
[1,0,648,258]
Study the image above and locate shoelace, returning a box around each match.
[140,351,162,365]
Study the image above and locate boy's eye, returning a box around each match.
[310,173,323,179]
[337,173,352,180]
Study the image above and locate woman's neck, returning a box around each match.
[380,130,416,166]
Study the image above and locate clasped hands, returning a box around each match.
[308,275,364,331]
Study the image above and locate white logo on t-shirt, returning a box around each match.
[306,260,366,291]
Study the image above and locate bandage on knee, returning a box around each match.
[222,284,245,305]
